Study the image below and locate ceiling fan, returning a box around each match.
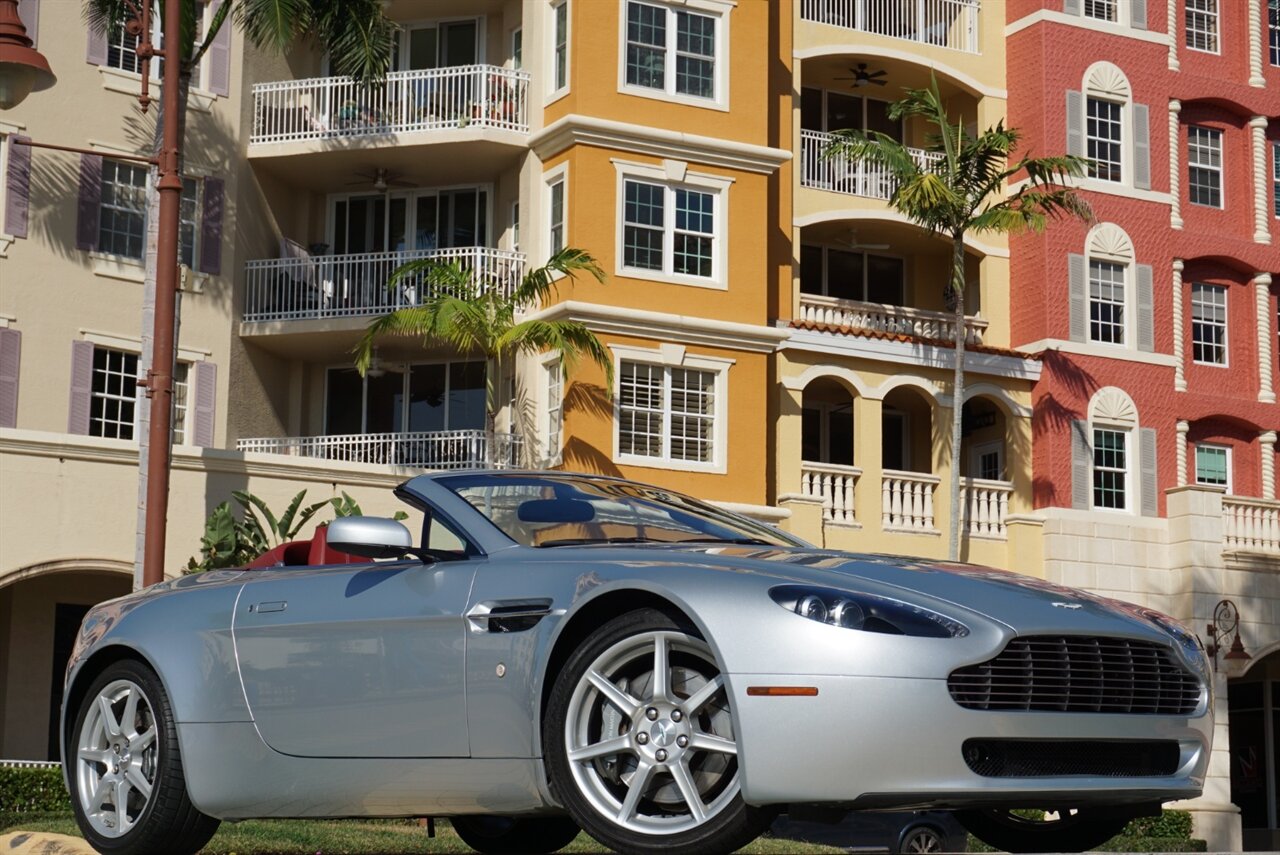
[835,229,889,251]
[834,63,888,88]
[346,167,413,192]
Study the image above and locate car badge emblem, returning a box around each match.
[1052,602,1083,610]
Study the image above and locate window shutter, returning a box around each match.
[1140,426,1158,517]
[1071,420,1091,510]
[1136,263,1154,352]
[1066,90,1084,158]
[1068,252,1087,342]
[0,328,21,429]
[192,361,217,447]
[198,177,224,274]
[5,135,31,239]
[207,0,232,96]
[86,18,107,65]
[1063,0,1081,14]
[76,154,103,251]
[1130,0,1147,29]
[16,0,37,46]
[1132,102,1151,190]
[68,340,94,435]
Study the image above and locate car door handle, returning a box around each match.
[249,601,287,613]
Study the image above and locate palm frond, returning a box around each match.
[512,247,606,307]
[234,0,311,54]
[311,0,395,84]
[823,129,922,183]
[500,319,615,388]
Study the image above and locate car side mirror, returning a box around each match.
[327,516,415,559]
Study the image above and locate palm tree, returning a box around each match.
[354,248,613,467]
[824,78,1092,561]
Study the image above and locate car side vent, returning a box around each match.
[466,600,554,633]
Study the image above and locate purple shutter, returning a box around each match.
[86,16,107,65]
[68,340,94,434]
[207,0,232,96]
[16,0,38,46]
[5,135,31,239]
[0,328,21,429]
[76,154,103,251]
[198,177,224,274]
[192,361,217,447]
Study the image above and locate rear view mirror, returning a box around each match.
[327,516,414,559]
[517,498,595,523]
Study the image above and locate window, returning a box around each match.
[1195,443,1230,490]
[172,362,190,444]
[1083,0,1117,22]
[623,180,714,278]
[90,347,139,439]
[618,360,718,465]
[1185,0,1219,53]
[548,178,564,254]
[324,361,485,435]
[800,244,905,305]
[800,88,902,140]
[1092,427,1128,510]
[1191,282,1227,365]
[1086,97,1123,182]
[551,0,568,94]
[624,1,719,102]
[512,28,523,69]
[1089,259,1126,345]
[179,178,199,269]
[972,442,1004,480]
[1271,0,1279,66]
[1273,142,1279,217]
[545,359,562,457]
[98,160,148,259]
[1187,126,1222,208]
[106,17,145,74]
[511,201,520,251]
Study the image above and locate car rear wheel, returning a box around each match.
[544,608,772,855]
[956,808,1128,853]
[450,815,580,853]
[67,660,219,855]
[898,823,946,853]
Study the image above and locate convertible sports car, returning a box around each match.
[60,471,1212,855]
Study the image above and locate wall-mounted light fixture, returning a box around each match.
[1205,599,1251,671]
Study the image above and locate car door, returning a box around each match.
[233,557,477,758]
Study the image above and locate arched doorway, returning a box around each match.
[802,377,855,467]
[1231,649,1280,851]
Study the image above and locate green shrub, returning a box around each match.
[0,766,71,814]
[1096,836,1206,852]
[1122,809,1194,839]
[966,809,1201,853]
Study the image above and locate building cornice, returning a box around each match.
[526,301,789,353]
[783,327,1042,382]
[531,115,792,175]
[1017,338,1180,367]
[1005,9,1172,46]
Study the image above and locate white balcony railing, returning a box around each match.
[799,293,988,345]
[244,247,525,323]
[882,469,940,533]
[251,65,531,145]
[802,461,862,525]
[1223,496,1280,555]
[801,130,945,200]
[801,0,980,53]
[237,430,523,470]
[961,477,1012,539]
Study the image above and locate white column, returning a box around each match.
[1167,0,1180,70]
[1251,116,1271,244]
[1259,273,1276,404]
[1177,420,1190,486]
[1261,431,1277,500]
[1170,100,1183,229]
[1173,259,1187,391]
[1249,0,1266,87]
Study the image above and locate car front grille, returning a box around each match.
[947,635,1201,714]
[962,739,1182,777]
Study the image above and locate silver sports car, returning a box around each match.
[60,471,1212,855]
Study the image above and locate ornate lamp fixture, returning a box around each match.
[0,0,55,109]
[1205,600,1251,670]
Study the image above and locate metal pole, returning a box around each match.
[141,0,183,588]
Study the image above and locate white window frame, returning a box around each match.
[548,0,569,102]
[322,358,487,435]
[179,177,201,271]
[511,200,520,252]
[89,345,140,440]
[1194,443,1232,492]
[1091,426,1131,512]
[0,130,11,246]
[543,162,568,260]
[99,3,218,93]
[1190,281,1228,366]
[611,343,732,473]
[540,354,563,464]
[613,159,731,290]
[98,158,150,261]
[388,16,486,73]
[1271,0,1279,66]
[800,243,908,306]
[1085,95,1124,183]
[86,343,194,445]
[172,361,190,445]
[1082,0,1118,22]
[1087,257,1129,347]
[1187,125,1223,209]
[971,440,1005,481]
[1184,0,1219,54]
[511,26,523,69]
[1272,142,1279,218]
[616,0,731,112]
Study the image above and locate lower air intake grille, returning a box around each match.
[947,635,1201,714]
[963,739,1181,778]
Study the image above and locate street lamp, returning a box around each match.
[0,0,55,109]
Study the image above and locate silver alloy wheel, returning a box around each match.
[563,629,739,835]
[901,826,944,853]
[75,679,159,838]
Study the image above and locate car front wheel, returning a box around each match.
[956,807,1128,853]
[898,823,947,853]
[544,608,771,855]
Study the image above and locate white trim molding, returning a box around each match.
[79,328,212,363]
[1176,419,1190,486]
[1261,431,1277,500]
[525,300,789,353]
[1017,338,1180,367]
[1170,100,1183,229]
[1257,272,1275,403]
[1172,259,1187,390]
[1248,0,1266,86]
[1005,9,1170,46]
[1251,116,1271,244]
[785,327,1042,382]
[616,0,734,112]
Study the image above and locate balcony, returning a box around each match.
[244,247,525,324]
[801,461,862,525]
[1223,496,1280,556]
[800,0,980,54]
[236,430,523,470]
[251,65,531,146]
[800,129,943,201]
[798,293,988,345]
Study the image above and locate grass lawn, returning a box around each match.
[1,814,843,854]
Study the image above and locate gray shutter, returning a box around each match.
[192,361,217,447]
[68,340,94,435]
[1130,0,1147,29]
[1136,263,1154,351]
[0,328,20,429]
[1071,420,1091,510]
[1068,252,1087,342]
[5,135,31,239]
[1063,0,1081,14]
[1066,90,1084,158]
[76,154,103,251]
[86,18,107,65]
[1139,426,1158,517]
[16,0,37,46]
[1132,102,1151,190]
[207,0,232,96]
[198,177,223,274]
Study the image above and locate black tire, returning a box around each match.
[543,608,774,855]
[897,823,946,853]
[955,808,1128,853]
[451,815,581,854]
[66,659,219,855]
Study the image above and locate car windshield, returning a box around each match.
[439,473,802,549]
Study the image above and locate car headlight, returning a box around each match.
[1144,610,1211,681]
[771,585,969,638]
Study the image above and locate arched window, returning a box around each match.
[1071,387,1157,516]
[1066,63,1150,191]
[1067,223,1154,352]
